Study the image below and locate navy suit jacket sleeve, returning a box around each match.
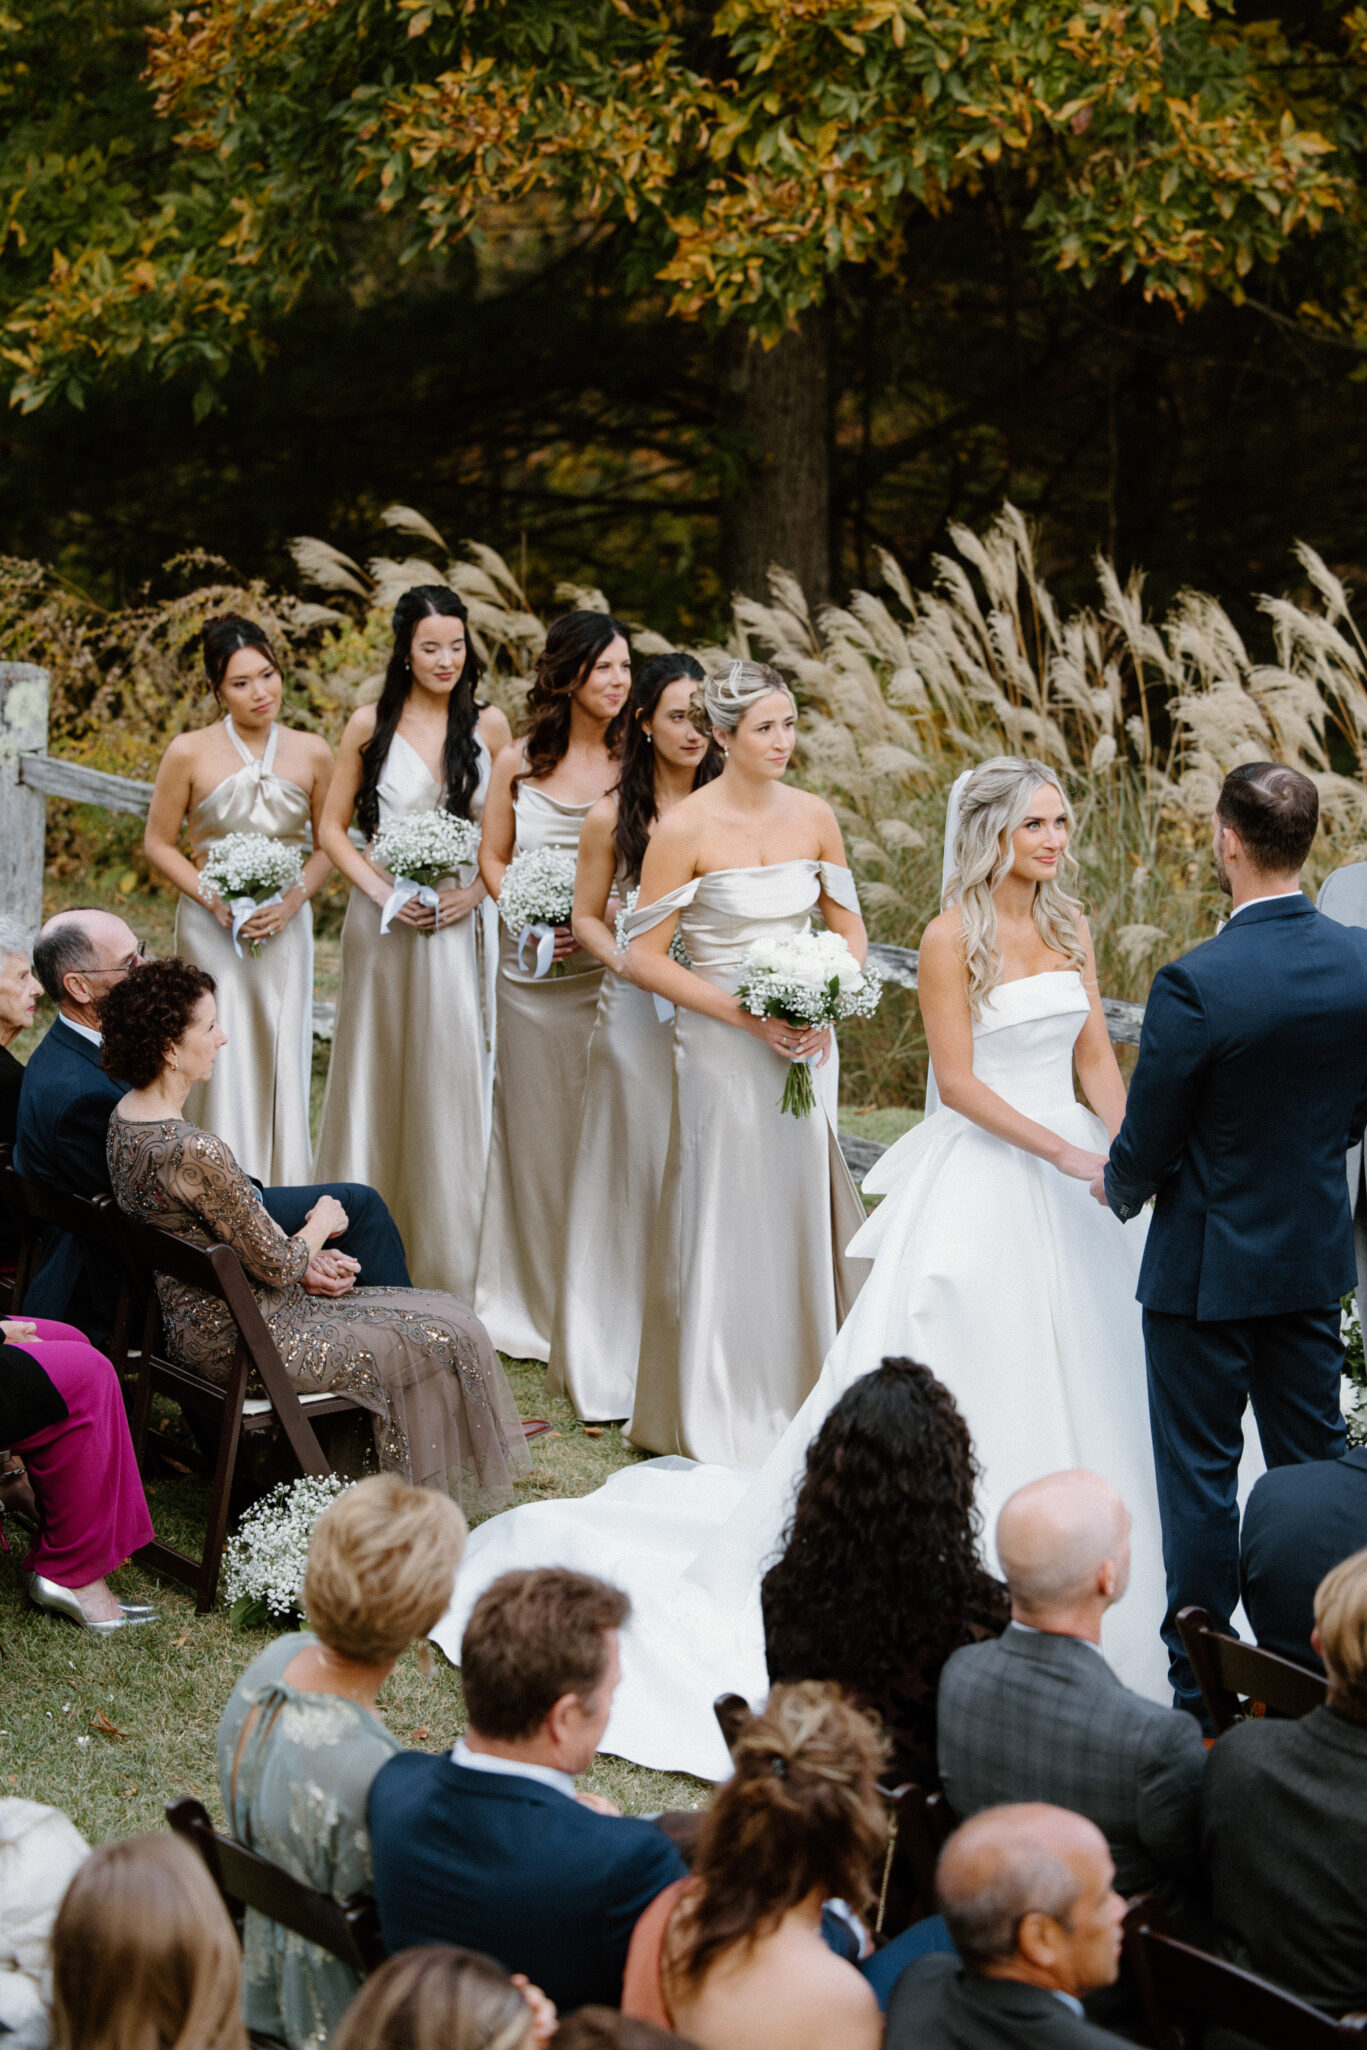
[602,1826,688,1984]
[1104,962,1210,1221]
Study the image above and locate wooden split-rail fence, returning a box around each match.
[0,662,1146,1177]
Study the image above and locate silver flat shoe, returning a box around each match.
[27,1573,158,1633]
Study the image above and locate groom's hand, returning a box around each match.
[1089,1168,1110,1208]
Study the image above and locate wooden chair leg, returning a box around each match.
[196,1347,250,1614]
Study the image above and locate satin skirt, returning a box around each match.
[177,892,314,1186]
[474,930,604,1362]
[628,1016,868,1466]
[548,973,675,1419]
[314,887,495,1300]
[11,1320,154,1586]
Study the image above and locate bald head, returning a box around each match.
[996,1469,1130,1623]
[938,1804,1122,1993]
[33,908,139,1020]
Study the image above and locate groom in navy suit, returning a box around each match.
[1096,764,1367,1715]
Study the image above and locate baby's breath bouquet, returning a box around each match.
[221,1474,351,1629]
[373,809,481,935]
[497,846,578,978]
[736,928,883,1117]
[198,833,304,958]
[615,885,691,967]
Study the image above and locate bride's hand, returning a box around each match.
[1054,1143,1109,1183]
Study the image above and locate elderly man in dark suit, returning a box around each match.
[1240,1446,1367,1670]
[14,907,410,1338]
[1097,764,1367,1716]
[368,1568,686,2014]
[938,1470,1208,1930]
[886,1804,1126,2050]
[1203,1546,1367,2015]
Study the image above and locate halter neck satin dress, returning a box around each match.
[176,718,314,1185]
[548,855,675,1419]
[474,782,605,1361]
[625,859,869,1465]
[314,729,496,1300]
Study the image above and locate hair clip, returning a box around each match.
[769,1755,789,1779]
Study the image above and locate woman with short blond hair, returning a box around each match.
[329,1945,547,2050]
[217,1474,468,2050]
[51,1833,245,2050]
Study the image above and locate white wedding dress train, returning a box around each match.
[431,968,1263,1781]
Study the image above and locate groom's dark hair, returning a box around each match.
[1217,762,1318,874]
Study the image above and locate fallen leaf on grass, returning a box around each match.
[171,1634,189,1648]
[409,1726,429,1744]
[583,1426,604,1438]
[89,1711,130,1740]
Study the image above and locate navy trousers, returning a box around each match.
[1143,1302,1345,1714]
[261,1182,411,1289]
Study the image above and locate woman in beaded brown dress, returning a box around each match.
[101,959,529,1514]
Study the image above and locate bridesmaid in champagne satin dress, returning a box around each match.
[144,616,334,1185]
[474,612,633,1361]
[314,587,509,1300]
[624,660,869,1466]
[548,655,721,1420]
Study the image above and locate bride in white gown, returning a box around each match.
[432,755,1260,1779]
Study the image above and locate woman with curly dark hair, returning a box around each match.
[474,611,632,1360]
[761,1357,1008,1786]
[622,1682,886,2050]
[314,586,511,1299]
[549,654,721,1420]
[102,958,530,1515]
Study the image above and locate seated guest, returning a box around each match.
[101,959,528,1511]
[329,1946,555,2050]
[1241,1447,1367,1670]
[622,1681,885,2050]
[0,1314,155,1631]
[14,906,411,1338]
[886,1805,1126,2050]
[938,1470,1207,1925]
[369,1569,686,2012]
[1203,1545,1367,2015]
[762,1358,1009,1787]
[0,913,40,1266]
[50,1832,246,2050]
[0,1796,88,2048]
[218,1475,468,2050]
[554,2016,690,2050]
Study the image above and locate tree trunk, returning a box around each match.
[719,304,832,608]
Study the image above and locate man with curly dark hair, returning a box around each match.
[15,908,411,1337]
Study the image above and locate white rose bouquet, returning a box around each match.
[736,927,883,1117]
[372,808,481,936]
[221,1473,351,1629]
[198,833,305,958]
[497,846,578,978]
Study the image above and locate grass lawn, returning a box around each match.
[6,863,923,1845]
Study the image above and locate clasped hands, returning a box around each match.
[391,880,485,934]
[211,884,308,942]
[1050,1143,1112,1208]
[302,1194,360,1297]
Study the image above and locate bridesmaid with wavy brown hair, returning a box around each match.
[473,611,631,1361]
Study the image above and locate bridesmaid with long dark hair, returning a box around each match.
[549,654,721,1418]
[144,616,334,1183]
[314,586,510,1297]
[473,611,632,1360]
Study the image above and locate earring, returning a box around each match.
[167,1059,178,1074]
[644,733,653,746]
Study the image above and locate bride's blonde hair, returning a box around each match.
[945,756,1086,1015]
[704,658,795,734]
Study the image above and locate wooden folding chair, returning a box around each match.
[108,1208,366,1612]
[0,1159,132,1367]
[1178,1605,1328,1735]
[1123,1896,1367,2048]
[166,1797,386,1985]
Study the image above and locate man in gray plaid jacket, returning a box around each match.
[938,1470,1208,1929]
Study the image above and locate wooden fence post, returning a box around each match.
[0,664,50,930]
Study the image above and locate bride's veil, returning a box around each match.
[922,768,973,1115]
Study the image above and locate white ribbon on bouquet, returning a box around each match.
[228,892,282,960]
[516,922,558,978]
[380,878,441,935]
